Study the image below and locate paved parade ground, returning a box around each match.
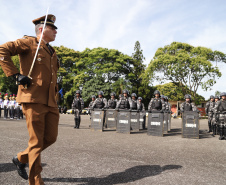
[0,114,225,185]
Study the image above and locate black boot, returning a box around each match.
[219,126,224,140]
[212,125,216,137]
[12,156,28,180]
[208,120,212,133]
[74,118,78,129]
[77,117,80,129]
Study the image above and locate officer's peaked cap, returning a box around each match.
[32,14,57,29]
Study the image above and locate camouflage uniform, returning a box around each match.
[72,91,84,129]
[214,93,226,140]
[205,96,215,132]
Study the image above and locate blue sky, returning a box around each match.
[0,0,226,100]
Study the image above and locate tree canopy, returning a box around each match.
[144,42,224,102]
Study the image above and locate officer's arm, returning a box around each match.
[0,38,30,77]
[148,99,152,111]
[191,103,197,112]
[116,99,121,108]
[205,102,209,113]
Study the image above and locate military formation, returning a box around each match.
[0,93,23,120]
[205,93,226,140]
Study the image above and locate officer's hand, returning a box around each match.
[13,73,31,87]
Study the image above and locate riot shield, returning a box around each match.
[105,109,117,129]
[182,111,199,139]
[139,111,146,130]
[147,112,164,137]
[90,109,104,131]
[130,110,140,132]
[163,112,168,133]
[117,109,131,134]
[168,112,171,131]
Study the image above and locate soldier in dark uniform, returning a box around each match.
[137,97,145,111]
[212,96,220,136]
[72,90,84,129]
[205,95,215,133]
[180,94,197,112]
[92,91,108,110]
[164,96,171,113]
[108,92,118,109]
[148,90,165,112]
[116,89,131,110]
[88,95,96,120]
[214,92,226,140]
[130,93,138,110]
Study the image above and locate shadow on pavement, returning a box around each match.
[43,164,182,185]
[0,163,47,173]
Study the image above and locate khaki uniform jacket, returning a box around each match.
[0,36,59,107]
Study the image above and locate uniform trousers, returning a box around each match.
[17,103,59,185]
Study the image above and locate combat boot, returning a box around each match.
[219,126,224,140]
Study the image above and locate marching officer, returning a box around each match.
[130,93,138,110]
[180,94,197,112]
[214,92,226,140]
[148,90,165,112]
[205,95,215,133]
[92,91,108,110]
[108,92,118,109]
[116,89,131,110]
[72,90,84,129]
[0,14,59,184]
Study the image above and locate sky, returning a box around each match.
[0,0,226,100]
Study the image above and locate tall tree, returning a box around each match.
[144,42,224,101]
[131,41,146,96]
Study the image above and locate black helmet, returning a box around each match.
[165,96,168,100]
[215,96,220,99]
[220,92,226,97]
[184,94,191,99]
[131,93,137,97]
[154,90,160,95]
[161,95,165,99]
[122,89,129,94]
[110,92,116,96]
[210,95,215,99]
[75,90,81,95]
[91,95,96,99]
[138,97,142,100]
[98,91,104,96]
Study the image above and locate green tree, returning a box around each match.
[144,42,224,101]
[73,47,135,105]
[154,82,205,102]
[0,56,19,95]
[131,41,146,96]
[53,46,80,107]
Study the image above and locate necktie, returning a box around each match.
[46,43,53,56]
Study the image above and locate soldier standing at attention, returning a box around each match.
[116,89,131,110]
[180,94,197,112]
[92,91,108,110]
[88,95,96,119]
[108,92,118,109]
[214,92,226,140]
[148,90,165,112]
[205,95,215,133]
[0,14,59,185]
[72,90,84,129]
[130,93,138,110]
